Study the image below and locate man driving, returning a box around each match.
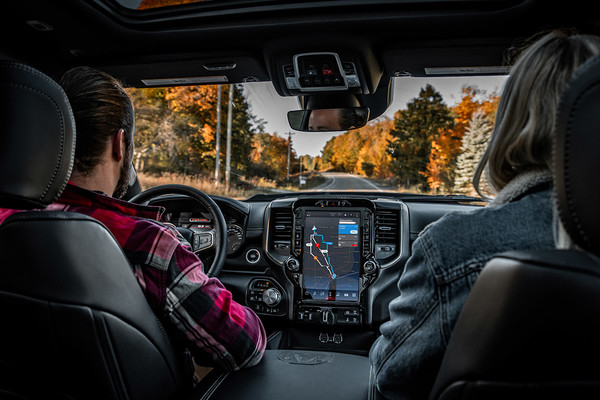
[49,66,266,378]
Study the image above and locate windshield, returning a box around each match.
[127,75,506,199]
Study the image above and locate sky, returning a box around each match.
[244,76,508,158]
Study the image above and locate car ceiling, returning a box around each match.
[2,0,599,93]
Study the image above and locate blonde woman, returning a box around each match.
[369,30,600,400]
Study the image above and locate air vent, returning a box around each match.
[375,209,399,243]
[271,209,293,243]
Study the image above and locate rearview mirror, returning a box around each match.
[287,107,369,132]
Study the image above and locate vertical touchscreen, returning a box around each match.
[302,210,360,302]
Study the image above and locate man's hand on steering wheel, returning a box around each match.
[130,184,227,278]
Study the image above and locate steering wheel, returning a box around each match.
[129,184,227,278]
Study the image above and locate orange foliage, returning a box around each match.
[165,85,217,115]
[425,138,451,192]
[201,123,215,143]
[250,132,292,180]
[355,119,394,178]
[321,118,394,178]
[165,85,220,152]
[425,86,500,191]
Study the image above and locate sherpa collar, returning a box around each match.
[488,169,552,207]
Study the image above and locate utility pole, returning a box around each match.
[225,84,233,189]
[214,85,222,185]
[286,131,294,181]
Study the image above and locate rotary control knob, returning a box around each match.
[363,259,377,273]
[262,288,282,307]
[286,257,300,272]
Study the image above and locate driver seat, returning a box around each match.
[429,51,600,398]
[0,62,187,399]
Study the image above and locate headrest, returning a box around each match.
[554,52,600,256]
[0,61,75,209]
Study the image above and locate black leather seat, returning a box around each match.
[429,52,600,399]
[0,62,186,399]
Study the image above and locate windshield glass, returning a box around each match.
[127,75,507,199]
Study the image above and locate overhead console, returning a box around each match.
[284,52,360,94]
[270,47,382,97]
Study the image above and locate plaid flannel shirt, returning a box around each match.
[0,183,265,371]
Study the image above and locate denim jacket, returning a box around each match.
[369,171,555,399]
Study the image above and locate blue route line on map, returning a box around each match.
[310,225,336,279]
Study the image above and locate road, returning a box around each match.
[312,172,384,192]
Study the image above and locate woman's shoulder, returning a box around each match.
[417,189,554,271]
[431,189,550,231]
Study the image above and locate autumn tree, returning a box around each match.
[389,84,454,190]
[313,155,322,171]
[250,132,298,181]
[355,118,394,178]
[128,87,194,173]
[299,154,314,172]
[321,130,365,172]
[165,85,219,172]
[453,110,493,195]
[129,84,257,177]
[319,118,394,178]
[426,86,500,192]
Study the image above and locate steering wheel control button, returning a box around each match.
[246,279,285,316]
[193,232,213,252]
[245,249,261,263]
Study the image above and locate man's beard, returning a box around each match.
[113,160,132,199]
[114,141,134,199]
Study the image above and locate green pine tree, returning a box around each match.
[388,84,454,190]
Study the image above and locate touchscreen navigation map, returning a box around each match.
[302,210,360,301]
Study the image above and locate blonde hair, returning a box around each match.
[473,31,600,197]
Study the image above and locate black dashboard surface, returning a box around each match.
[149,192,481,351]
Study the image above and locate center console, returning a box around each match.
[282,199,379,329]
[251,196,404,352]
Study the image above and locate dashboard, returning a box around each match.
[150,192,480,354]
